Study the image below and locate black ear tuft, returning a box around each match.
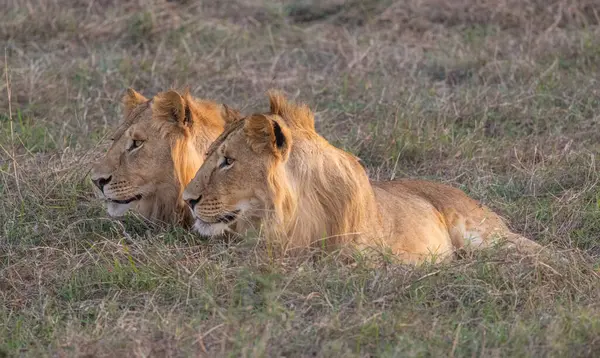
[184,105,192,126]
[272,120,286,149]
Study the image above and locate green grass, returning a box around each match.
[1,0,600,356]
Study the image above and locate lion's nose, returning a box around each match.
[186,195,202,210]
[92,175,112,192]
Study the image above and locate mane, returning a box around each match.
[268,90,316,132]
[152,90,224,185]
[261,94,379,253]
[143,91,225,225]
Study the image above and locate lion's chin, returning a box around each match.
[192,219,230,237]
[106,201,135,217]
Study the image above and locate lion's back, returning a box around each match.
[372,179,510,249]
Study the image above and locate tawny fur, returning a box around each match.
[183,92,542,264]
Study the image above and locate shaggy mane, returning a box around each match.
[268,90,316,132]
[151,90,224,190]
[262,94,377,254]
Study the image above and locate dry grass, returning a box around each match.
[1,0,600,356]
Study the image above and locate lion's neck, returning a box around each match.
[169,128,222,227]
[267,140,382,252]
[135,187,193,227]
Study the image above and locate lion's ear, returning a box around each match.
[244,115,291,160]
[122,88,148,116]
[152,90,193,127]
[221,104,242,124]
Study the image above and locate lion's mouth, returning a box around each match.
[216,210,241,224]
[195,210,241,225]
[108,194,142,205]
[191,210,243,236]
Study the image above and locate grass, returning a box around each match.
[1,0,600,356]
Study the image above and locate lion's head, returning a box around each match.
[183,91,370,251]
[91,88,237,225]
[181,111,293,236]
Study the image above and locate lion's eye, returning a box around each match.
[129,139,144,151]
[220,156,234,169]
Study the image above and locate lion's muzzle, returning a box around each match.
[92,175,112,193]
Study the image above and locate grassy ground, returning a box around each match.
[2,0,600,356]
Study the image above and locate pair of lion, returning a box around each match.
[91,88,542,264]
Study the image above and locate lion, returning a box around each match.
[90,88,240,226]
[182,91,542,264]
